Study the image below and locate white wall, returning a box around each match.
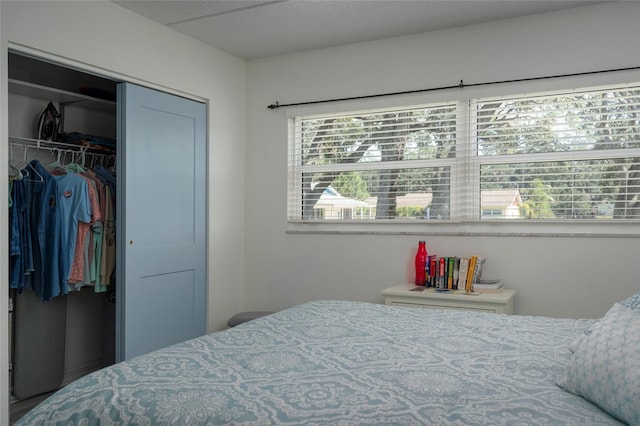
[245,3,640,318]
[1,1,246,421]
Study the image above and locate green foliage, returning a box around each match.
[396,206,425,217]
[521,179,555,218]
[332,172,370,200]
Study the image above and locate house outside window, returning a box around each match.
[480,190,523,219]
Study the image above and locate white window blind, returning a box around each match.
[476,84,640,220]
[289,104,457,221]
[288,82,640,223]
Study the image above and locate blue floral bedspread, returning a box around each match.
[17,300,623,425]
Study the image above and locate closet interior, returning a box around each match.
[8,52,119,415]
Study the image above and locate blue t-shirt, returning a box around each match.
[52,173,91,297]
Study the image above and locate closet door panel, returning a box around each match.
[127,270,197,353]
[117,83,206,361]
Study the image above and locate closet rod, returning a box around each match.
[10,136,94,151]
[9,136,116,158]
[9,137,117,171]
[266,65,640,110]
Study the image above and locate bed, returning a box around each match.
[16,296,640,425]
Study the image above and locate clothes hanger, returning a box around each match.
[18,145,45,183]
[47,148,73,173]
[23,161,45,183]
[107,155,117,173]
[85,153,107,175]
[8,163,23,181]
[8,181,13,208]
[87,153,96,169]
[67,148,87,174]
[8,144,28,181]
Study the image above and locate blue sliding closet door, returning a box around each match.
[116,83,207,361]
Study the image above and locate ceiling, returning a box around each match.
[113,0,609,60]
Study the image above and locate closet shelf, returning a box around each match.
[9,79,116,113]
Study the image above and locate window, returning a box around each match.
[476,85,640,220]
[289,104,457,221]
[482,209,504,219]
[288,82,640,228]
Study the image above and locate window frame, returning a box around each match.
[285,72,640,237]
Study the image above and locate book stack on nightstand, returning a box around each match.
[472,280,504,292]
[380,283,515,314]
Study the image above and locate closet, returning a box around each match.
[7,52,207,414]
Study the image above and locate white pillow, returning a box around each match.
[568,291,640,353]
[621,291,640,312]
[557,303,640,425]
[568,332,588,353]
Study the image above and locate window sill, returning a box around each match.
[286,219,640,237]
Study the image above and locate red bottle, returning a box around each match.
[414,241,428,286]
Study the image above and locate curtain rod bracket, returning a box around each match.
[267,101,279,110]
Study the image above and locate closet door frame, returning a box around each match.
[1,29,10,426]
[1,46,210,416]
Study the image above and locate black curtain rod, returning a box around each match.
[267,66,640,110]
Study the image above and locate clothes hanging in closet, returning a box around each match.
[9,160,56,299]
[9,159,116,301]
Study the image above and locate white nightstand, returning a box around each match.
[381,283,516,314]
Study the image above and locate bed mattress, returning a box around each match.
[16,300,622,425]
